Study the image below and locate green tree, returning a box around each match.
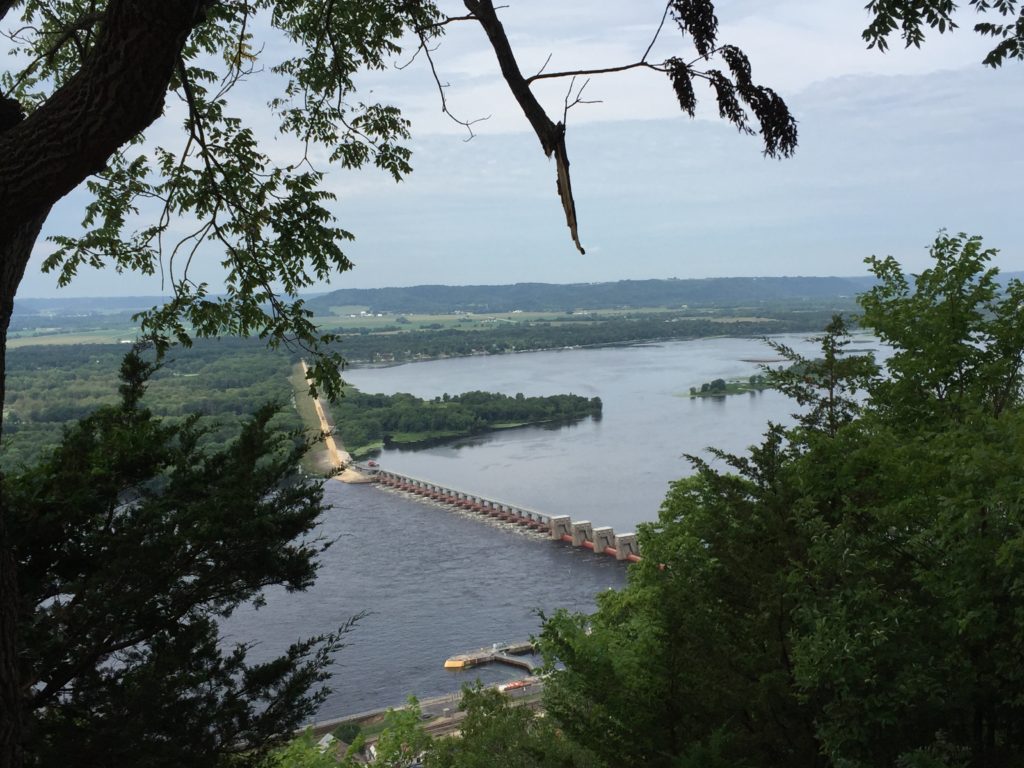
[538,233,1024,767]
[6,351,349,767]
[767,314,879,437]
[270,730,343,768]
[539,426,824,768]
[0,6,796,757]
[789,233,1024,766]
[370,697,432,768]
[862,0,1024,67]
[426,685,600,768]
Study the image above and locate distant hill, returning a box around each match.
[304,277,879,315]
[14,271,1023,317]
[13,296,170,315]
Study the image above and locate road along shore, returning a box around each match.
[299,360,374,484]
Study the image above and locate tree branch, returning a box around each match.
[642,1,673,61]
[417,32,490,140]
[0,0,210,246]
[464,0,585,254]
[526,59,665,85]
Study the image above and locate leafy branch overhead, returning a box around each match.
[863,0,1024,66]
[1,0,443,399]
[2,0,1013,382]
[460,0,798,255]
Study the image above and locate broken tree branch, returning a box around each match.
[464,0,585,254]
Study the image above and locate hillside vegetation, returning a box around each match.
[305,276,876,315]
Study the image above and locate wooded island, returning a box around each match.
[330,389,602,458]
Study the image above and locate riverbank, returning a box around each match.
[324,306,846,367]
[292,361,373,483]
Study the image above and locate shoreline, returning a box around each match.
[338,334,747,369]
[334,324,860,369]
[298,360,374,484]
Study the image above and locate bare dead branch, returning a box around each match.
[562,77,600,124]
[525,3,671,85]
[418,31,490,140]
[394,42,426,70]
[643,1,673,61]
[432,12,478,27]
[531,52,553,80]
[465,0,584,253]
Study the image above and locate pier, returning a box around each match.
[444,641,537,672]
[366,467,642,562]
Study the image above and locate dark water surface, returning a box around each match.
[223,482,627,719]
[230,334,877,719]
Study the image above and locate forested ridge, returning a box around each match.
[307,276,877,315]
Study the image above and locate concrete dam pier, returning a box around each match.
[368,468,642,562]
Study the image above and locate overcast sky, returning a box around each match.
[18,1,1024,297]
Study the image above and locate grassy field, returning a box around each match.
[7,330,140,347]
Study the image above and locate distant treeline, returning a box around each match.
[331,389,602,457]
[1,338,300,470]
[329,310,845,364]
[307,276,878,314]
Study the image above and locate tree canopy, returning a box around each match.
[536,232,1024,767]
[1,1,1021,766]
[6,350,347,767]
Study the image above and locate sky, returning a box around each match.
[16,1,1024,297]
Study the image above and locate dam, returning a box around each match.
[364,466,642,562]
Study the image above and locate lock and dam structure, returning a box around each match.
[365,467,642,562]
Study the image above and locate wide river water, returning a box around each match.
[229,333,879,720]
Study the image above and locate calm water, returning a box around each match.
[231,333,878,719]
[344,335,852,531]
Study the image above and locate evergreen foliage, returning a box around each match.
[6,351,347,767]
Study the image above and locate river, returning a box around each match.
[228,333,879,719]
[343,334,869,531]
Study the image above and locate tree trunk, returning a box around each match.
[0,4,211,765]
[0,0,210,244]
[0,526,20,768]
[0,212,46,768]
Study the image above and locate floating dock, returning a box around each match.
[444,641,537,672]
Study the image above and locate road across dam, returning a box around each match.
[366,467,642,562]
